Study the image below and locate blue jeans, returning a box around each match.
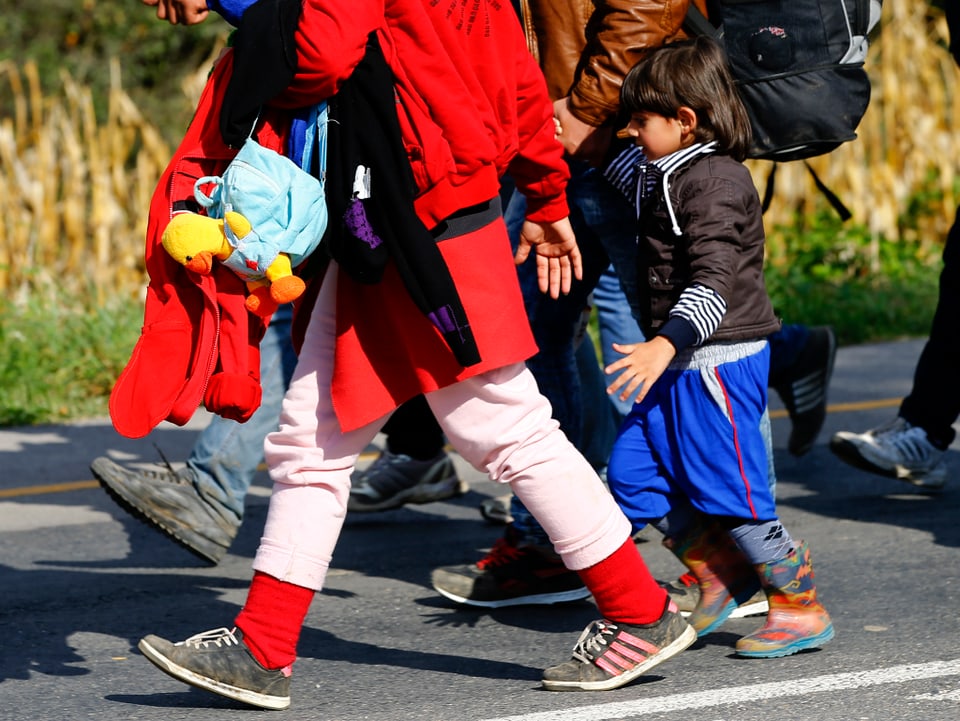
[577,264,647,471]
[190,304,298,523]
[594,263,646,418]
[506,163,641,544]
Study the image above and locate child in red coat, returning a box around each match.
[136,0,695,708]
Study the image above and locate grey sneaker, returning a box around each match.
[661,573,768,618]
[542,600,696,691]
[830,417,947,489]
[771,326,837,457]
[431,525,591,608]
[479,493,513,525]
[91,456,238,564]
[139,627,291,710]
[347,449,467,512]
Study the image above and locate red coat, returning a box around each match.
[281,0,567,430]
[109,52,288,439]
[280,0,570,228]
[111,2,571,436]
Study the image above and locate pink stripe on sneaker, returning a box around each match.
[615,631,660,655]
[610,641,646,663]
[595,656,624,676]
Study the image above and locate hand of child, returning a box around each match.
[143,0,211,25]
[604,336,677,404]
[552,97,613,167]
[514,217,583,299]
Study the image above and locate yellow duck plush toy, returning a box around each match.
[161,211,306,317]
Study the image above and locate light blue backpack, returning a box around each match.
[193,102,328,282]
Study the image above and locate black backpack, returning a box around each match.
[685,0,881,216]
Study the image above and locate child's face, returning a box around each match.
[625,112,684,161]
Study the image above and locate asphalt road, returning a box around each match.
[1,338,959,721]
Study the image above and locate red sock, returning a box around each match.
[234,571,315,669]
[576,538,668,625]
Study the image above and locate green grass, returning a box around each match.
[764,211,943,345]
[0,289,143,426]
[2,229,942,429]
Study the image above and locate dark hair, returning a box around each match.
[620,36,752,161]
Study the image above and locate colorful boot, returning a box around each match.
[663,520,761,636]
[736,540,835,658]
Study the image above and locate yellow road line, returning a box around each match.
[0,400,903,500]
[768,397,900,419]
[0,480,99,498]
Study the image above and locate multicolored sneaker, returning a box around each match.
[830,416,947,489]
[542,600,696,691]
[430,526,590,608]
[347,449,468,512]
[138,627,292,710]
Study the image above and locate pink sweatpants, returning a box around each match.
[257,263,631,591]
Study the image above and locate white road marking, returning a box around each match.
[0,502,114,531]
[482,659,960,721]
[911,689,960,702]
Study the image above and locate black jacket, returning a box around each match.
[638,153,781,343]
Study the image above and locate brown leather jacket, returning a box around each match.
[517,0,707,126]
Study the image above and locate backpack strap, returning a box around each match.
[759,162,852,221]
[683,3,721,40]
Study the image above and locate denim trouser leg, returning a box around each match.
[594,263,645,418]
[189,304,298,523]
[507,164,641,545]
[575,336,618,471]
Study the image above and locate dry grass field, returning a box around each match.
[0,0,955,303]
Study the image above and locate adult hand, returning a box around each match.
[604,336,676,404]
[142,0,211,25]
[553,97,613,167]
[514,217,583,299]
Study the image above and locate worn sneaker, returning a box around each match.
[347,449,468,513]
[771,326,837,457]
[479,493,514,525]
[659,572,699,615]
[91,456,238,564]
[730,588,770,618]
[661,572,769,619]
[139,627,291,710]
[830,416,947,489]
[541,600,696,691]
[431,526,591,607]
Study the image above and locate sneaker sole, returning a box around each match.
[542,622,698,691]
[434,584,592,608]
[736,623,836,659]
[92,465,231,565]
[829,437,946,490]
[727,598,769,619]
[138,637,290,710]
[347,478,469,513]
[679,600,768,619]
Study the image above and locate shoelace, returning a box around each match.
[570,620,617,663]
[476,537,523,570]
[178,627,241,649]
